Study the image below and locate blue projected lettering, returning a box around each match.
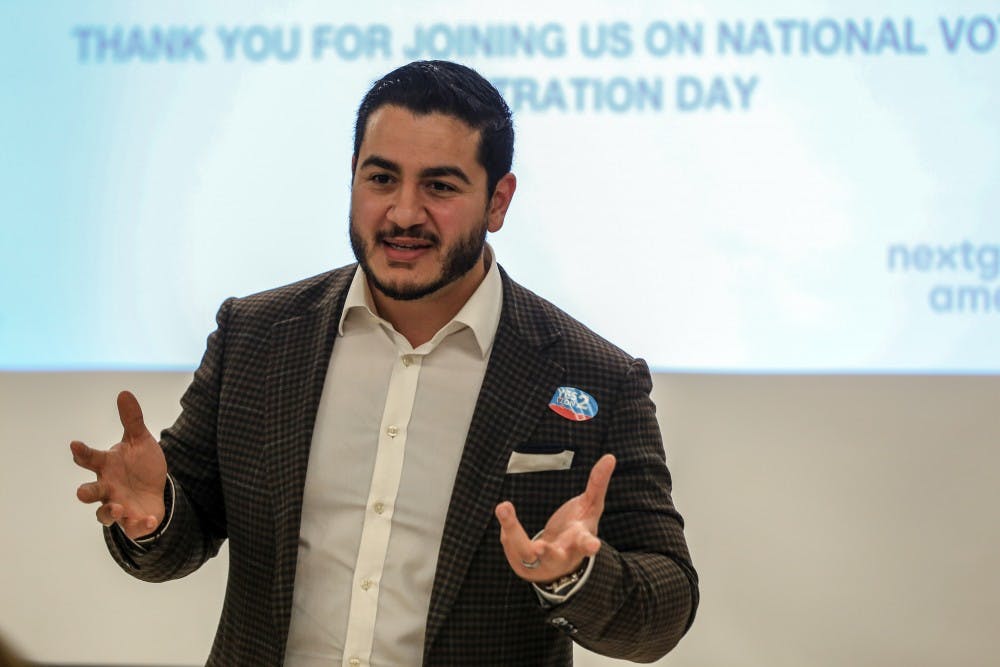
[676,76,758,111]
[401,23,565,59]
[72,25,206,62]
[716,18,928,55]
[216,26,300,62]
[579,22,633,58]
[930,286,1000,314]
[940,15,1000,53]
[888,242,1000,280]
[10,5,997,371]
[890,242,1000,318]
[644,21,704,56]
[312,24,391,60]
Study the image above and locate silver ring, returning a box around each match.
[520,557,541,569]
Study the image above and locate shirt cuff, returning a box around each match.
[532,555,596,606]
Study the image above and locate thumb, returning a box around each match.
[117,390,150,441]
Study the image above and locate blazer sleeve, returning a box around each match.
[543,358,699,662]
[103,299,234,581]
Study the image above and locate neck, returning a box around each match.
[370,257,488,348]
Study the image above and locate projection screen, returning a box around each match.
[3,1,998,373]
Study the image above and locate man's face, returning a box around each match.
[350,105,510,302]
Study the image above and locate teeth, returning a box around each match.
[387,241,428,249]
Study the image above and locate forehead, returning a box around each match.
[358,105,483,170]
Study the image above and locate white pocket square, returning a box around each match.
[506,450,575,474]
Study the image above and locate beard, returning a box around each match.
[349,215,488,301]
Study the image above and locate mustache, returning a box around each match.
[374,225,439,245]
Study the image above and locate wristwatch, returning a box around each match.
[539,558,590,596]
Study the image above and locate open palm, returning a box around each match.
[71,391,167,540]
[495,454,616,584]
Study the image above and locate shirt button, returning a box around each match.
[373,502,385,515]
[386,425,399,438]
[349,659,361,667]
[360,578,374,591]
[401,355,413,366]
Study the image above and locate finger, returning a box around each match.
[495,501,542,565]
[76,480,107,504]
[117,390,150,442]
[96,503,122,526]
[575,527,602,556]
[582,453,617,515]
[70,440,106,473]
[550,522,599,558]
[123,514,154,533]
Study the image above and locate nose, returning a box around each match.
[386,184,427,229]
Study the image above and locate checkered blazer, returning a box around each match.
[106,264,698,666]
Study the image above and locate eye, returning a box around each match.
[369,173,393,185]
[427,181,456,193]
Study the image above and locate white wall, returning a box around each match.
[2,371,999,666]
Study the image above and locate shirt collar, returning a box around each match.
[337,245,503,359]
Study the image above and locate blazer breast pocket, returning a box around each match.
[505,445,575,474]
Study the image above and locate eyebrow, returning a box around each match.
[359,154,471,185]
[419,166,471,185]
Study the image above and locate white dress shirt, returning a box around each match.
[284,254,502,667]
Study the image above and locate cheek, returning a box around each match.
[428,203,482,234]
[350,195,384,227]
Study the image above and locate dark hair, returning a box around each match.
[353,60,514,197]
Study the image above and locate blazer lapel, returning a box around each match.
[424,273,564,657]
[264,273,351,647]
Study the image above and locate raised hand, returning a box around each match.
[71,391,168,540]
[495,453,616,585]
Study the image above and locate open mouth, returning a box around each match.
[380,236,436,261]
[383,239,433,250]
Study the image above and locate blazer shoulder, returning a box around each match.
[501,270,639,375]
[222,264,356,331]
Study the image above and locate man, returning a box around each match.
[71,60,698,665]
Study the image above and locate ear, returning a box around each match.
[351,154,358,177]
[486,172,517,234]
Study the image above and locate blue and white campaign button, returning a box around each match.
[548,386,598,422]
